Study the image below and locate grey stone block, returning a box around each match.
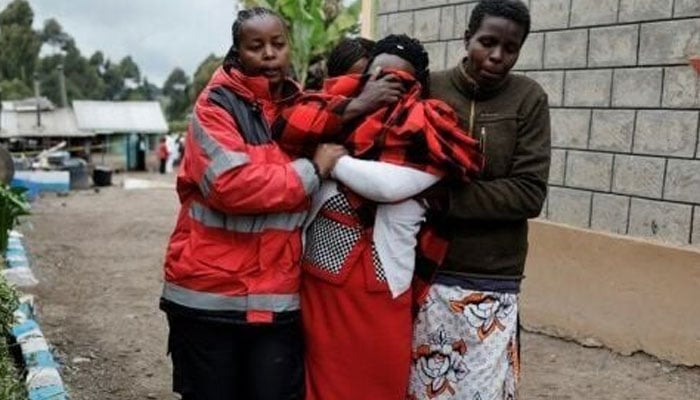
[378,0,399,14]
[514,33,544,70]
[424,42,446,71]
[547,187,592,228]
[413,8,441,42]
[387,12,414,36]
[639,20,700,65]
[628,198,692,245]
[634,111,699,158]
[664,159,700,203]
[549,149,566,185]
[544,30,588,69]
[400,0,445,11]
[440,6,456,40]
[454,4,469,38]
[591,193,630,235]
[445,40,465,69]
[565,70,613,107]
[662,66,700,108]
[588,25,639,67]
[590,110,635,152]
[612,68,663,108]
[551,109,591,149]
[675,0,700,17]
[566,151,614,191]
[530,0,571,30]
[693,207,700,246]
[526,71,564,106]
[378,15,391,39]
[613,155,666,198]
[540,195,548,219]
[619,0,673,22]
[570,0,618,27]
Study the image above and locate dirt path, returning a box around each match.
[20,172,700,399]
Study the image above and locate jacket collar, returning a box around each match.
[210,67,301,105]
[450,57,511,101]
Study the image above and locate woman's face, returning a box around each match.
[345,57,369,75]
[366,54,416,77]
[236,15,291,85]
[464,16,525,88]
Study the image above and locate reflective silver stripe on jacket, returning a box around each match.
[192,116,251,197]
[162,282,300,312]
[189,202,307,233]
[291,158,320,195]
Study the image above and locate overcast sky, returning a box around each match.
[0,0,238,86]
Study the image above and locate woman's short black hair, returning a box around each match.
[223,7,287,71]
[327,37,376,77]
[367,34,430,93]
[468,0,531,42]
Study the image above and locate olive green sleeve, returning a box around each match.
[446,93,551,220]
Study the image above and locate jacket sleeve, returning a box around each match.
[446,93,551,220]
[185,99,320,215]
[272,93,352,156]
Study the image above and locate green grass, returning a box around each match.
[0,274,27,399]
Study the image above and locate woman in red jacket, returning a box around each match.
[159,8,347,400]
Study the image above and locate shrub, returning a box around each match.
[0,275,26,399]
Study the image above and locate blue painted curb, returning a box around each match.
[6,232,68,400]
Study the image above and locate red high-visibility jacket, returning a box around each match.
[162,67,337,323]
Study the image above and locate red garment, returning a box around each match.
[158,141,169,160]
[276,71,483,180]
[302,191,412,400]
[162,67,317,323]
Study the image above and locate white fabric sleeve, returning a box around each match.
[330,155,440,202]
[373,200,426,298]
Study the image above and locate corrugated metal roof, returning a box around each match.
[1,97,55,112]
[73,101,168,134]
[0,108,91,138]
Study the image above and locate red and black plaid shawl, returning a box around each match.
[275,70,483,181]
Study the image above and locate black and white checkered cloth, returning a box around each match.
[304,193,385,282]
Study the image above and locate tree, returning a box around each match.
[191,54,223,102]
[0,79,32,100]
[243,0,360,86]
[0,0,41,83]
[119,56,141,84]
[163,67,191,121]
[41,18,73,52]
[101,60,125,100]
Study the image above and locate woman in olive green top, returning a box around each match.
[408,1,550,399]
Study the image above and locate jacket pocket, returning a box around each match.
[475,113,518,179]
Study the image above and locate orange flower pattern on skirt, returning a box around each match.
[409,285,519,400]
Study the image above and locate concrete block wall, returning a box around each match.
[377,0,700,246]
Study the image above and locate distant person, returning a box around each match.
[165,134,177,173]
[159,7,346,400]
[136,134,147,171]
[407,1,551,399]
[157,137,168,174]
[176,134,185,166]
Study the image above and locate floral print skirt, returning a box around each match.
[408,284,519,400]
